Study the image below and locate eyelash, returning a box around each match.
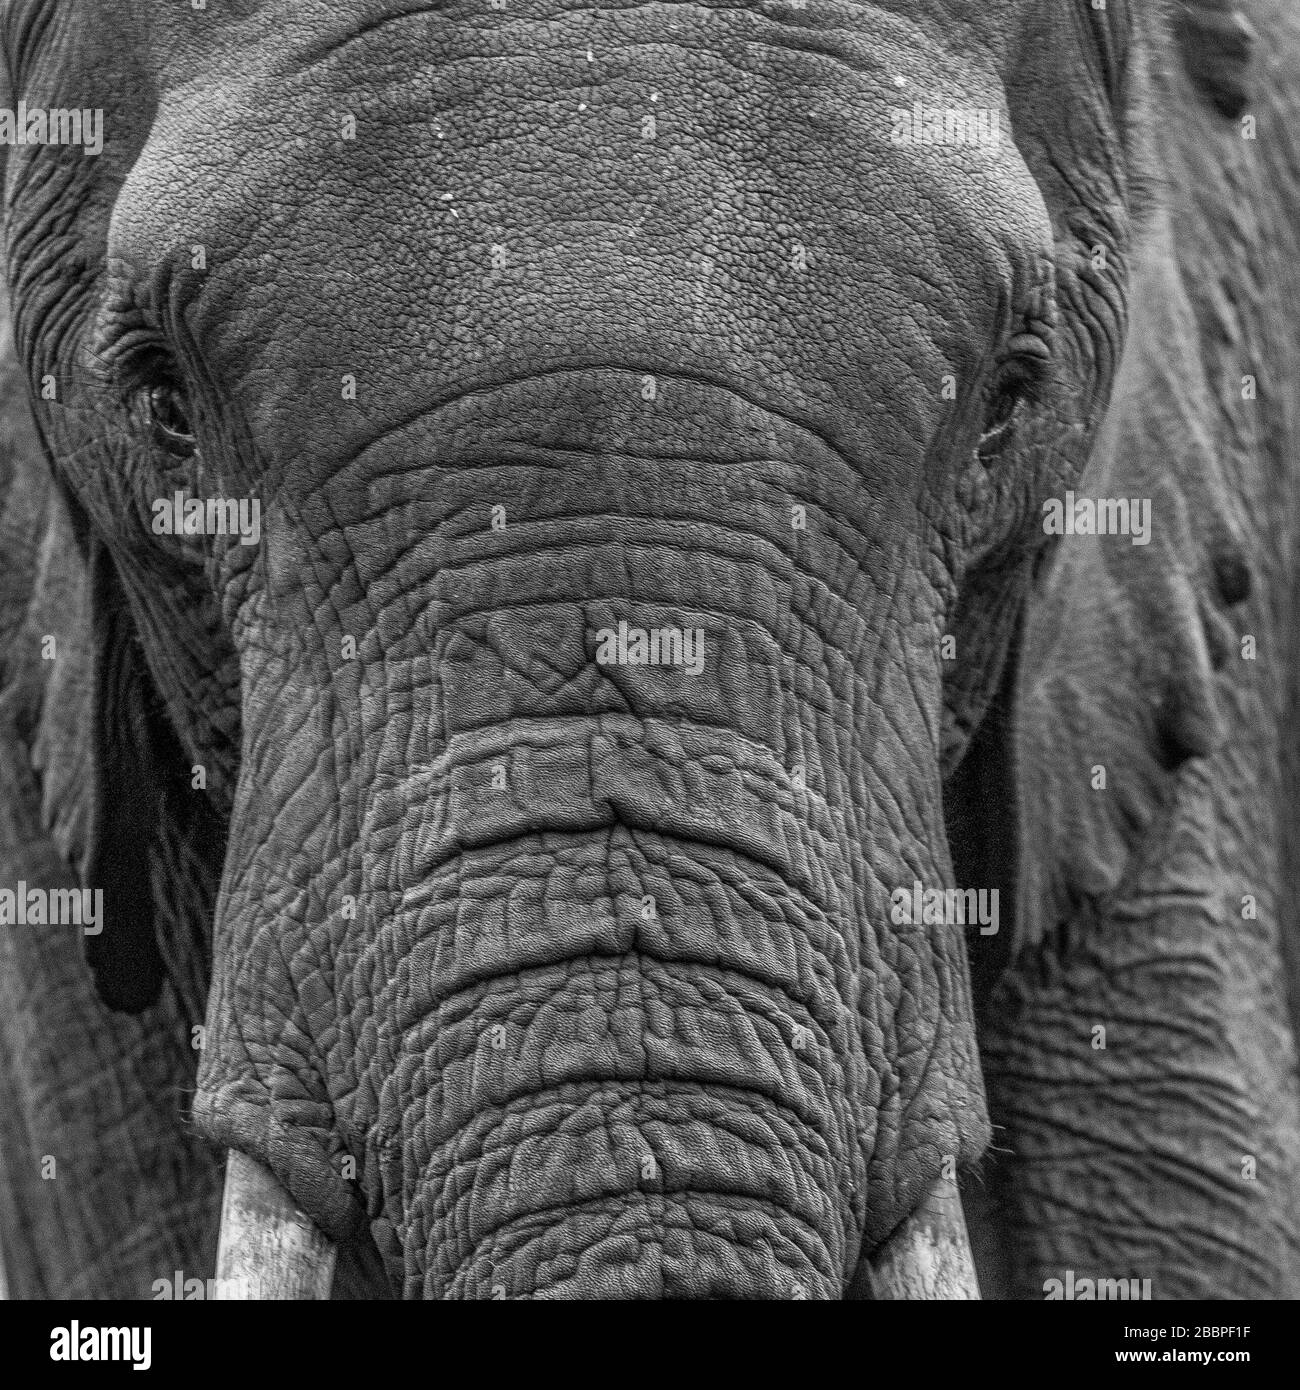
[108,337,179,407]
[993,351,1051,408]
[91,280,173,393]
[976,342,1052,460]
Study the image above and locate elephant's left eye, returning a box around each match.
[146,383,197,459]
[977,337,1052,461]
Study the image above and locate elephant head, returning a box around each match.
[0,0,1275,1298]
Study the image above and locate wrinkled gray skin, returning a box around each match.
[0,0,1298,1299]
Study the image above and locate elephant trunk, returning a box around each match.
[196,370,989,1297]
[377,815,860,1297]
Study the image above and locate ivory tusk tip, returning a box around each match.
[868,1174,981,1300]
[214,1150,337,1300]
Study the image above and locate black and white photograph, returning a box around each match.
[0,0,1294,1346]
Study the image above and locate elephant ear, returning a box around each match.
[1174,0,1256,119]
[77,536,173,1011]
[0,293,163,1010]
[32,514,224,1017]
[1000,207,1252,954]
[949,10,1261,969]
[10,416,217,1017]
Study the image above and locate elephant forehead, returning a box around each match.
[109,0,1051,471]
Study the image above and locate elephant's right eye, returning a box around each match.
[145,382,197,459]
[93,289,197,460]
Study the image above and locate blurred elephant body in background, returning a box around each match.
[0,0,1298,1299]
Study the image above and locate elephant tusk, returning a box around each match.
[213,1150,337,1299]
[867,1174,981,1299]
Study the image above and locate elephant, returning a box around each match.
[0,0,1298,1300]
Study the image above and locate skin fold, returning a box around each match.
[0,0,1296,1298]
